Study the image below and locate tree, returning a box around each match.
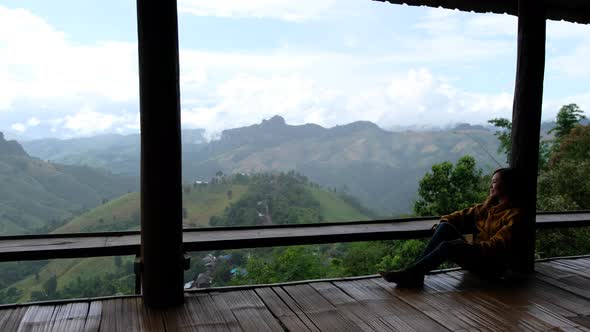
[488,118,512,160]
[537,124,590,211]
[413,156,487,216]
[488,117,551,171]
[549,103,586,141]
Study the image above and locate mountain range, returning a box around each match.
[21,116,506,215]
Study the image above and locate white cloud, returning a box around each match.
[182,74,340,137]
[373,68,513,126]
[27,117,40,127]
[181,69,515,138]
[178,0,348,22]
[0,6,138,113]
[548,42,590,79]
[2,3,590,140]
[11,123,26,133]
[56,109,138,136]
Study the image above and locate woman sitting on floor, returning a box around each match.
[380,168,524,287]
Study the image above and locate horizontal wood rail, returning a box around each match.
[0,211,589,262]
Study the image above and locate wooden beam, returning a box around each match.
[376,0,590,25]
[2,212,589,262]
[510,0,546,273]
[136,0,184,307]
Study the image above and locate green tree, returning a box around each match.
[413,156,487,216]
[536,122,590,259]
[488,117,551,171]
[549,103,586,141]
[341,242,388,276]
[236,246,328,285]
[488,118,512,160]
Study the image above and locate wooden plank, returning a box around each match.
[3,213,589,262]
[208,293,243,332]
[16,305,57,332]
[49,302,88,332]
[135,297,165,331]
[0,307,27,332]
[310,282,386,331]
[569,315,590,329]
[443,268,590,317]
[314,280,447,331]
[84,301,101,332]
[370,277,486,331]
[442,270,590,331]
[254,287,316,331]
[99,297,165,331]
[182,293,236,332]
[374,273,576,331]
[281,283,365,331]
[552,260,590,279]
[269,287,321,332]
[536,262,590,300]
[211,290,282,332]
[161,299,199,332]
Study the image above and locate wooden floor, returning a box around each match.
[1,257,590,331]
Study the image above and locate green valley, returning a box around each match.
[1,171,375,303]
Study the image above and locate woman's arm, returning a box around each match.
[477,209,521,257]
[439,204,483,232]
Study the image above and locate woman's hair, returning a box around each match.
[481,167,524,210]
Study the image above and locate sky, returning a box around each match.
[1,0,589,140]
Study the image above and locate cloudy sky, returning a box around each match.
[1,0,589,139]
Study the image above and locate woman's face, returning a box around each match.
[489,172,505,200]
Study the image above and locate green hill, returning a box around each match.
[0,133,138,235]
[309,187,370,222]
[3,172,373,303]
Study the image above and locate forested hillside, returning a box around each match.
[0,132,138,235]
[0,172,373,303]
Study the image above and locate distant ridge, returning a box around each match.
[20,116,505,214]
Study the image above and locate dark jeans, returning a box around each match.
[408,222,504,278]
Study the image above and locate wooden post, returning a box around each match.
[136,0,184,307]
[510,0,546,273]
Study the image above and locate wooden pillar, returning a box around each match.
[510,0,546,273]
[136,0,184,307]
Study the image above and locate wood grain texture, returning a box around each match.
[255,287,315,331]
[211,290,283,332]
[0,257,589,331]
[2,213,589,262]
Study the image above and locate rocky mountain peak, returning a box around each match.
[261,115,286,127]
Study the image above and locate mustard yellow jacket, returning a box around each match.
[440,203,522,259]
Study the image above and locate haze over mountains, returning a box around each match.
[20,116,505,215]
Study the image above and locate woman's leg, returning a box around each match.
[420,222,463,258]
[408,239,474,275]
[381,223,464,286]
[383,239,505,286]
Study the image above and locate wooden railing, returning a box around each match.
[1,211,589,262]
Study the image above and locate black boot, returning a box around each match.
[379,269,424,288]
